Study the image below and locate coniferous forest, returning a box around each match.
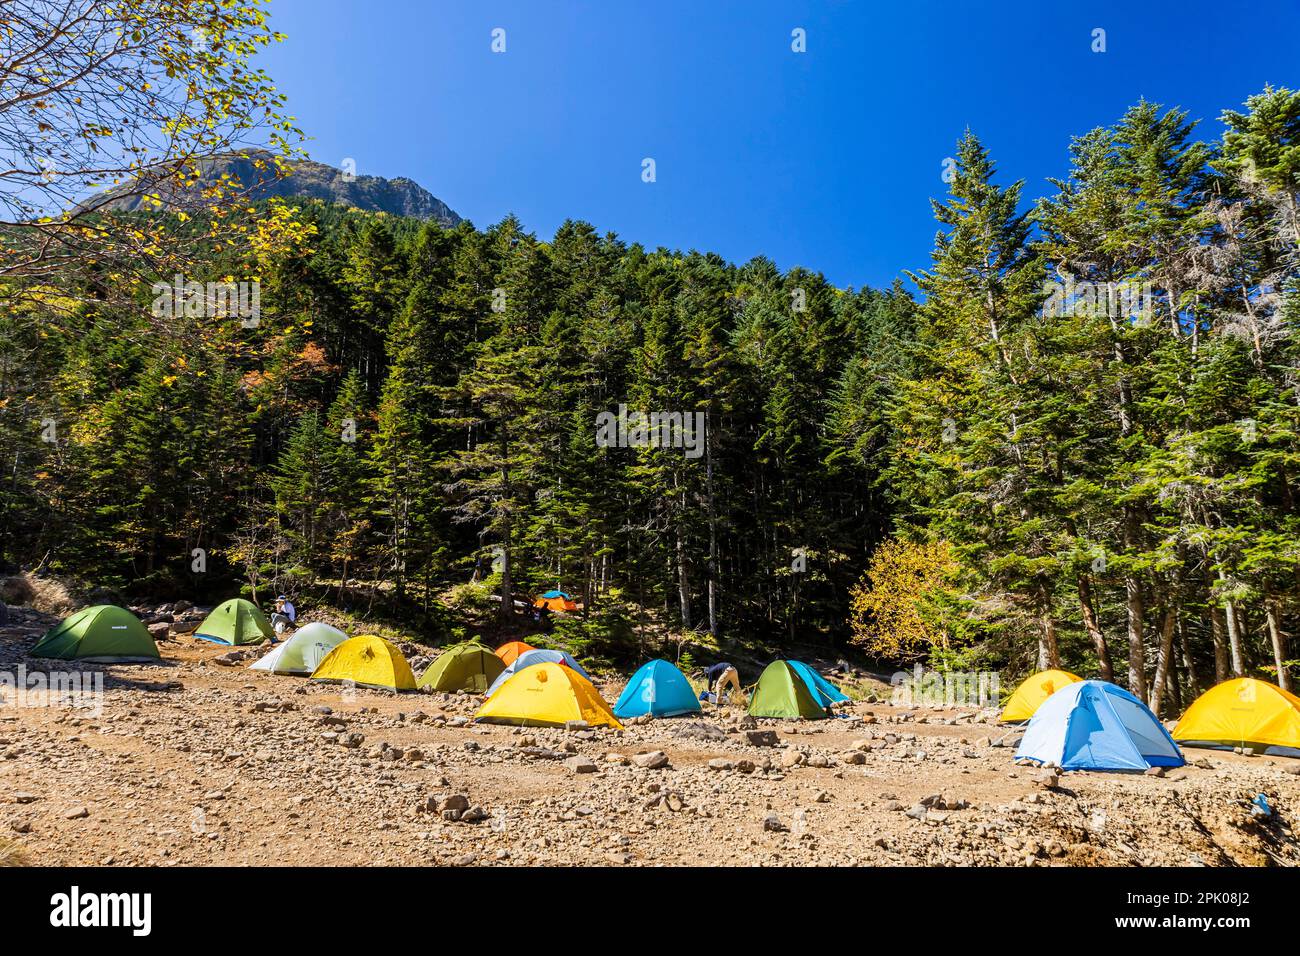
[3,82,1299,716]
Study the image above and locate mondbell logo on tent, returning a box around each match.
[49,886,152,937]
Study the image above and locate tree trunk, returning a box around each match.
[1225,598,1245,677]
[1211,606,1230,683]
[704,413,719,639]
[1077,574,1113,680]
[1148,603,1178,717]
[674,477,691,630]
[1267,594,1289,691]
[1125,576,1147,699]
[1177,618,1200,696]
[1036,584,1059,670]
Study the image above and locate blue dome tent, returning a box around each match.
[614,659,702,719]
[1016,680,1184,771]
[787,660,850,707]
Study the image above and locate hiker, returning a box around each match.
[704,661,741,706]
[270,594,296,636]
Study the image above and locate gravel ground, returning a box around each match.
[3,606,1298,867]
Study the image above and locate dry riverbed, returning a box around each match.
[2,606,1298,867]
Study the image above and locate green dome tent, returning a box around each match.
[418,641,506,693]
[748,661,829,719]
[31,605,160,662]
[194,598,274,646]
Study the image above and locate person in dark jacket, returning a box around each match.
[703,661,741,705]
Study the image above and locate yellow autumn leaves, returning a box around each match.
[848,538,959,659]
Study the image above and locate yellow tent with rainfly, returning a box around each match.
[1000,668,1083,723]
[1173,677,1300,757]
[310,635,415,691]
[475,661,621,729]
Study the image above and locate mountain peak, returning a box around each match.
[97,151,462,226]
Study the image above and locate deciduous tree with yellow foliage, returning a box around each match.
[848,538,960,661]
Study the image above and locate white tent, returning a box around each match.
[250,621,348,675]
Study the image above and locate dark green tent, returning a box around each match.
[417,641,505,693]
[748,661,828,719]
[194,598,273,646]
[31,605,160,662]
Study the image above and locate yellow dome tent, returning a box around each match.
[475,661,621,729]
[1173,677,1300,757]
[999,668,1083,723]
[310,635,415,691]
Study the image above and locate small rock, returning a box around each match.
[633,750,669,770]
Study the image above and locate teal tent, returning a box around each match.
[788,660,850,706]
[614,659,701,718]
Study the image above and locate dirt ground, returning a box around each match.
[3,608,1299,868]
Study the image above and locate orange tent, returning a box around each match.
[495,641,536,666]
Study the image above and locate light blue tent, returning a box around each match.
[485,647,590,697]
[1016,680,1184,771]
[614,659,702,718]
[540,589,572,599]
[787,660,850,707]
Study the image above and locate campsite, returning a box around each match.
[1,0,1298,899]
[4,595,1300,868]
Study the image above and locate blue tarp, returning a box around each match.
[1016,680,1184,771]
[614,659,702,718]
[540,590,572,599]
[787,660,851,706]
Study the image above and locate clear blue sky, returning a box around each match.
[258,0,1300,290]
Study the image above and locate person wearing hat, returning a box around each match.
[270,594,296,636]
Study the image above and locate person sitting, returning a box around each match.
[270,594,296,636]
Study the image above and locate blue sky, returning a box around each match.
[258,0,1300,290]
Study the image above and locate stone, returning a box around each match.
[762,814,786,832]
[564,756,598,774]
[707,758,734,772]
[746,730,779,748]
[632,750,669,770]
[64,806,90,820]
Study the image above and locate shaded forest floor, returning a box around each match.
[3,603,1299,867]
